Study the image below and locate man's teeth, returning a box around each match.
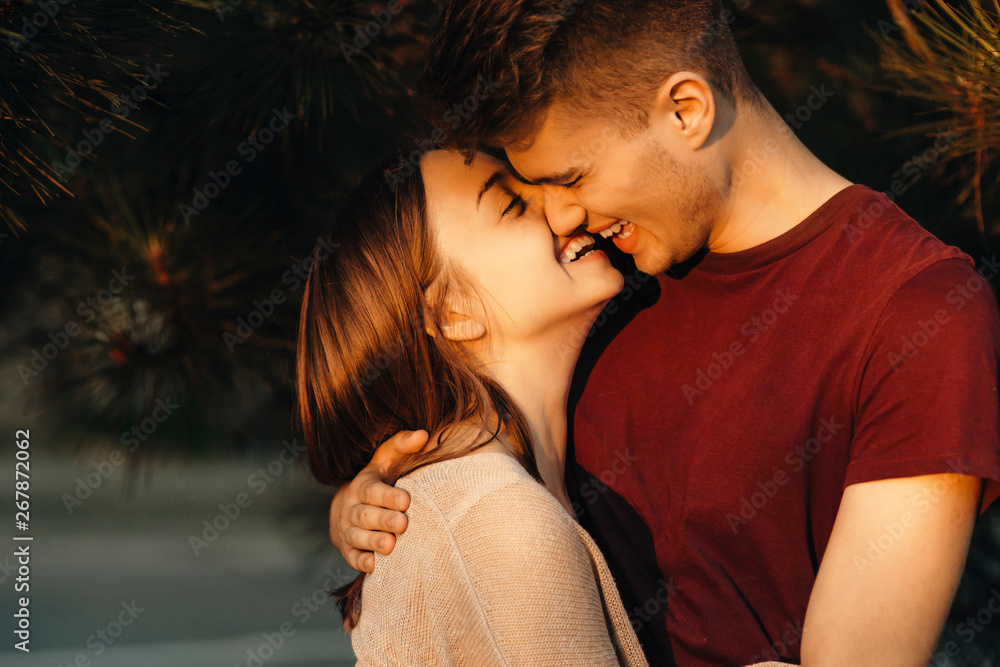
[599,220,635,240]
[560,236,596,263]
[599,221,623,238]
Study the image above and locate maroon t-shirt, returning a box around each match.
[567,185,1000,667]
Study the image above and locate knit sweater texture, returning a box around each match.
[351,451,650,666]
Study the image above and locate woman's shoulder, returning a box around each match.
[400,447,525,478]
[367,450,580,584]
[396,451,568,529]
[356,452,623,666]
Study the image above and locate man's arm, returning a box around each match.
[800,472,982,666]
[329,430,428,572]
[799,257,1000,665]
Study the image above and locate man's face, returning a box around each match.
[505,103,723,275]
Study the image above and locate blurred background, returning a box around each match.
[0,0,998,665]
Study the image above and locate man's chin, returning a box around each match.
[635,239,712,276]
[632,251,672,276]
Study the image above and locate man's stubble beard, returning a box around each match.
[636,138,723,275]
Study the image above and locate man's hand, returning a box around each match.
[329,430,429,573]
[801,472,982,667]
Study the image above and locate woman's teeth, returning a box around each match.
[599,220,635,240]
[559,235,596,263]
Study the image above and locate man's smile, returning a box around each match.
[596,219,636,241]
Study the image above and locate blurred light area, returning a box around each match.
[0,361,356,667]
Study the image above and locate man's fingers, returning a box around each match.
[329,485,352,550]
[369,429,429,469]
[351,500,408,534]
[329,429,425,570]
[343,546,375,574]
[344,525,398,556]
[352,429,425,512]
[358,474,412,513]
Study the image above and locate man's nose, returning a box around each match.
[542,185,588,236]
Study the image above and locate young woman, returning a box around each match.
[296,147,646,665]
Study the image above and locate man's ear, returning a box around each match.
[651,71,716,151]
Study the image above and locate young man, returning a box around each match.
[328,1,1000,665]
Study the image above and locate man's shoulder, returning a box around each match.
[830,185,971,279]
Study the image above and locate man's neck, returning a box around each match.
[708,105,853,254]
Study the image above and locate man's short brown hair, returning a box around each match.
[418,0,761,155]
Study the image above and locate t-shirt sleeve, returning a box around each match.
[847,257,1000,514]
[447,478,625,666]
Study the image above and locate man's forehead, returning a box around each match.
[504,143,585,185]
[502,104,600,183]
[506,160,581,186]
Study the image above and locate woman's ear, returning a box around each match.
[423,299,487,342]
[437,313,486,341]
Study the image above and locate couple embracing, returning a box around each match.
[296,1,1000,665]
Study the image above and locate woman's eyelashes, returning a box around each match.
[501,193,528,218]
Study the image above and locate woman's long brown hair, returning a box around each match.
[296,153,543,630]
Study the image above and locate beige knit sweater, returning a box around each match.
[351,451,649,666]
[350,450,792,667]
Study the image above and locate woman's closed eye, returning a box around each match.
[502,193,528,218]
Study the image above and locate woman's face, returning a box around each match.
[421,150,623,344]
